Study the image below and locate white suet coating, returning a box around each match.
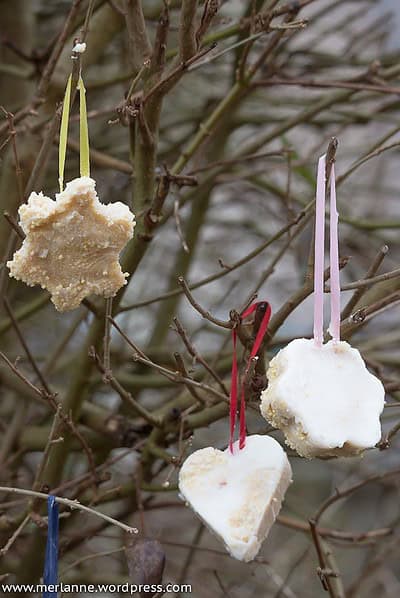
[260,338,385,458]
[178,435,292,562]
[7,177,135,311]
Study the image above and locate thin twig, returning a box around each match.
[3,298,52,394]
[0,514,30,556]
[108,317,229,404]
[178,276,232,329]
[3,212,25,240]
[33,404,63,492]
[173,317,229,395]
[103,297,113,375]
[173,192,189,253]
[0,486,138,535]
[119,207,308,312]
[341,245,388,320]
[89,347,162,427]
[173,352,206,405]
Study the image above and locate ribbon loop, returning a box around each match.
[313,155,341,346]
[78,75,90,178]
[58,70,90,192]
[313,155,326,347]
[229,301,272,453]
[43,495,59,598]
[329,164,340,342]
[58,75,72,192]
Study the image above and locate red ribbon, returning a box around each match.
[229,301,272,453]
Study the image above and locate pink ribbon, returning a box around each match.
[329,164,340,342]
[313,155,341,347]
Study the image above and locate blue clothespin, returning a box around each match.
[43,495,59,598]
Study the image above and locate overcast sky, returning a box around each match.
[376,0,400,48]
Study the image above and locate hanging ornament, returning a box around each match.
[260,154,385,458]
[7,59,135,312]
[179,303,292,562]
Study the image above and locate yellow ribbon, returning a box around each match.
[58,74,72,192]
[78,75,90,179]
[58,72,90,192]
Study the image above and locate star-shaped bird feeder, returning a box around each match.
[7,177,135,312]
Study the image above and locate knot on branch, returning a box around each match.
[317,566,339,585]
[145,165,198,231]
[351,308,366,323]
[229,309,241,329]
